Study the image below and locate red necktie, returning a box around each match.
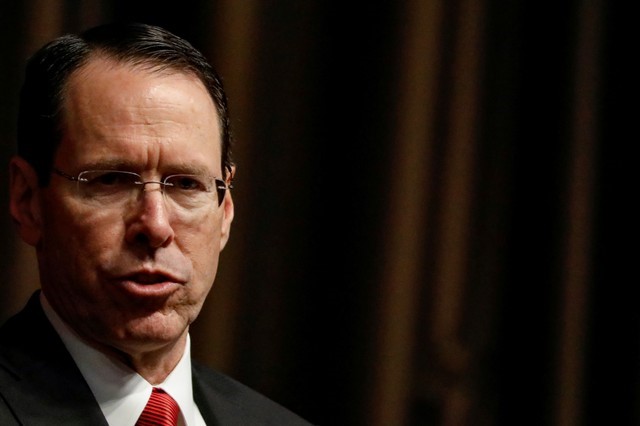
[136,387,180,426]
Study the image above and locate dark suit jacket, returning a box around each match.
[0,292,311,425]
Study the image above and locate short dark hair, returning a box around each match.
[17,22,233,185]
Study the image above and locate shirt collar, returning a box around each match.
[40,293,202,426]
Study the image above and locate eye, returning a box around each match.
[166,175,208,191]
[82,171,138,186]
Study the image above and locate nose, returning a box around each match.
[125,186,175,248]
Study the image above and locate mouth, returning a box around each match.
[115,270,186,297]
[127,272,177,285]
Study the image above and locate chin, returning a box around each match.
[112,312,189,349]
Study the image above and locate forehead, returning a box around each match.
[58,57,222,172]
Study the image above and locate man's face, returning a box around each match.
[21,58,233,356]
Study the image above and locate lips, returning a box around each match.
[127,272,176,285]
[113,268,187,298]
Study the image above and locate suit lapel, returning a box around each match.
[193,365,224,426]
[0,292,108,426]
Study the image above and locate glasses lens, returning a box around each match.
[214,179,227,206]
[78,170,140,202]
[164,174,218,208]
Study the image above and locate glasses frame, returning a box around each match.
[52,168,232,207]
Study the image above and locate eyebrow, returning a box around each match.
[76,159,137,171]
[74,159,218,177]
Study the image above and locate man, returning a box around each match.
[0,22,311,425]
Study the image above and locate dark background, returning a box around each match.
[0,1,629,425]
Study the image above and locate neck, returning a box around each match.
[110,331,189,385]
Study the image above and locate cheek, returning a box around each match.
[179,214,221,281]
[37,204,122,317]
[41,202,123,271]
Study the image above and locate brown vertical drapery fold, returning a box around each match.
[368,0,445,424]
[552,1,602,425]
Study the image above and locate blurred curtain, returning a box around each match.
[0,1,627,425]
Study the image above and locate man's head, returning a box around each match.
[9,23,235,365]
[17,22,233,186]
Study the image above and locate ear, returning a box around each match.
[219,165,236,251]
[9,156,43,246]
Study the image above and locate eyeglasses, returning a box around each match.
[52,168,231,209]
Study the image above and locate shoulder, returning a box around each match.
[0,293,108,426]
[192,361,314,425]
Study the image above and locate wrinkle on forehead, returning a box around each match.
[63,57,217,134]
[57,56,222,175]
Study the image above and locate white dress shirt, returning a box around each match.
[40,293,207,426]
